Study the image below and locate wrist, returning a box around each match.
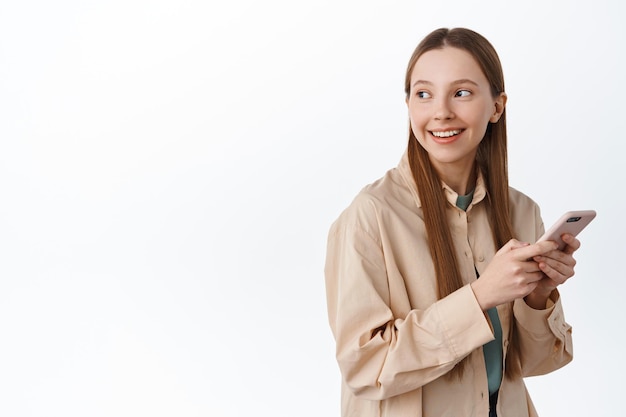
[470,281,494,311]
[524,290,551,310]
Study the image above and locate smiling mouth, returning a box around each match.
[431,129,463,138]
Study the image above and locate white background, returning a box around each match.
[0,0,623,415]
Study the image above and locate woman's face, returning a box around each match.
[406,46,506,177]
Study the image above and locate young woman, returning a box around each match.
[324,28,578,417]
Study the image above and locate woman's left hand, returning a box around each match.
[525,233,580,308]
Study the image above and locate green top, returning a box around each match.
[456,190,502,395]
[455,191,474,212]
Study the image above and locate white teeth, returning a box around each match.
[432,130,461,138]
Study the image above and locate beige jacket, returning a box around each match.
[324,153,573,417]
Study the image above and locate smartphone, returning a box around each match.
[536,210,596,250]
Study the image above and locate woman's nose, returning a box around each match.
[434,98,454,120]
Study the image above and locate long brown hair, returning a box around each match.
[404,28,520,379]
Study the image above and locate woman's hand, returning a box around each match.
[471,238,560,311]
[524,233,580,309]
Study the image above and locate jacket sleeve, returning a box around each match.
[513,291,573,377]
[324,222,494,400]
[513,204,573,376]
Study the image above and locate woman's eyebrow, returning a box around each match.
[411,78,480,88]
[411,80,432,88]
[452,78,479,87]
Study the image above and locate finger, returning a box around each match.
[521,258,543,273]
[561,233,581,255]
[535,250,577,269]
[502,238,530,251]
[528,270,546,282]
[512,240,559,261]
[538,259,573,284]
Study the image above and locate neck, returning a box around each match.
[435,161,477,195]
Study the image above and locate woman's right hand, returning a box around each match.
[470,239,560,310]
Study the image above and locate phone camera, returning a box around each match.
[566,217,581,223]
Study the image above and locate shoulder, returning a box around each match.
[508,186,540,214]
[508,186,544,241]
[329,166,414,238]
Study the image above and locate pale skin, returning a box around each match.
[472,235,580,310]
[407,46,580,311]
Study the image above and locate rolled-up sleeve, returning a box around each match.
[513,291,573,377]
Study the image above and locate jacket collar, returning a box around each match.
[397,150,487,209]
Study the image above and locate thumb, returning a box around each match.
[502,238,530,252]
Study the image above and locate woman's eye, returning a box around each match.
[455,89,471,97]
[417,91,431,99]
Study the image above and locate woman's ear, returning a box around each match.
[490,92,507,123]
